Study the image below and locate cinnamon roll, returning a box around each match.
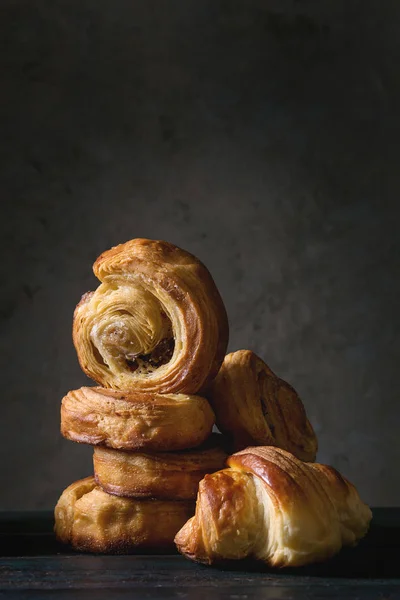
[61,386,215,451]
[73,239,228,394]
[55,477,194,553]
[93,434,228,500]
[207,350,317,462]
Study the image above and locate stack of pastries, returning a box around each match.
[55,239,229,552]
[55,238,372,567]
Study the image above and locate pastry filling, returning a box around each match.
[90,299,175,376]
[125,337,175,374]
[91,342,107,366]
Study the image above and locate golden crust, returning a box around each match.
[61,386,215,451]
[207,350,318,461]
[55,477,195,553]
[93,434,228,500]
[73,239,228,394]
[175,446,372,567]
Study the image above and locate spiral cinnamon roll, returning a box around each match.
[55,477,195,553]
[207,350,318,462]
[61,387,215,451]
[93,434,228,500]
[73,239,228,394]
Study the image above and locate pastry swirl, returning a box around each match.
[73,239,229,393]
[55,477,195,553]
[175,446,372,567]
[93,434,228,500]
[61,386,215,451]
[207,350,317,461]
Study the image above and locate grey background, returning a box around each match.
[1,0,399,509]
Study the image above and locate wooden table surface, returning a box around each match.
[0,509,399,599]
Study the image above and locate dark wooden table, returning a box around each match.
[0,509,399,599]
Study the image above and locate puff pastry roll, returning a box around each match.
[55,477,195,553]
[175,446,372,567]
[207,350,317,462]
[93,434,228,500]
[61,387,215,451]
[73,238,228,394]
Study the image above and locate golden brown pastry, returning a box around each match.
[207,350,318,461]
[175,446,372,567]
[55,477,195,553]
[93,434,228,500]
[61,386,215,451]
[73,238,228,394]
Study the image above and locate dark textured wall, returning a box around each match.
[1,1,399,509]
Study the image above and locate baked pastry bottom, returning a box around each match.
[54,477,195,553]
[93,433,228,500]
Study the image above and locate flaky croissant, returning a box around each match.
[175,446,372,567]
[93,434,228,500]
[73,238,228,394]
[207,350,317,461]
[61,386,215,451]
[55,477,195,553]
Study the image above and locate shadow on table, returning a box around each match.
[0,510,399,580]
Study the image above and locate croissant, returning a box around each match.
[93,434,228,500]
[73,238,228,394]
[61,387,215,451]
[55,477,195,553]
[175,446,372,567]
[207,350,317,461]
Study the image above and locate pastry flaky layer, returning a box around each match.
[175,446,372,568]
[61,386,215,451]
[73,238,229,394]
[93,434,228,500]
[55,477,195,553]
[207,350,318,462]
